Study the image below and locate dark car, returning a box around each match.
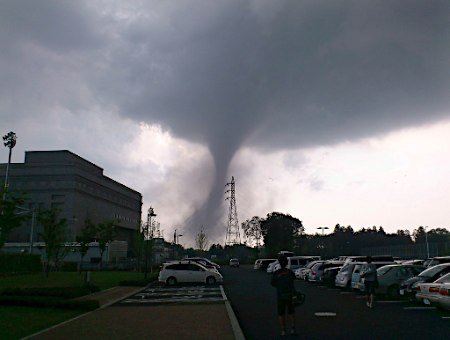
[400,263,450,300]
[323,266,343,287]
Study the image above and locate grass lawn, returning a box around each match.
[0,306,83,339]
[0,271,158,339]
[0,271,155,290]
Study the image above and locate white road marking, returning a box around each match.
[403,307,436,310]
[315,312,337,317]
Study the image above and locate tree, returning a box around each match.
[131,222,145,271]
[0,187,29,248]
[38,208,69,276]
[195,225,208,251]
[76,219,97,272]
[260,212,304,256]
[96,220,115,268]
[241,216,263,247]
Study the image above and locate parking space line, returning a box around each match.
[340,292,352,295]
[403,307,436,310]
[315,312,337,317]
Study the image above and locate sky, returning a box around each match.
[1,0,449,247]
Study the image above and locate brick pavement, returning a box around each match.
[26,286,240,340]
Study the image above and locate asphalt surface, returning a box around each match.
[222,265,450,340]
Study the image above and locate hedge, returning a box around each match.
[1,286,100,299]
[0,295,99,310]
[0,253,42,274]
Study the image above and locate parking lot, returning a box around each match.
[222,265,450,339]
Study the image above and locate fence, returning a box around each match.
[361,242,449,259]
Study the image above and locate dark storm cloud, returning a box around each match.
[97,1,449,239]
[1,1,449,241]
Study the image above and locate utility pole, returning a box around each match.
[225,176,240,245]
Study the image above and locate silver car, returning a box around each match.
[376,264,424,298]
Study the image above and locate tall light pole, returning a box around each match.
[317,227,329,235]
[2,131,17,201]
[144,206,156,279]
[424,226,430,258]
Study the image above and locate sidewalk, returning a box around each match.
[26,286,243,340]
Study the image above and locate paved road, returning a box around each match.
[222,265,450,339]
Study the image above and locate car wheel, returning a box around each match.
[387,285,400,299]
[206,276,216,285]
[166,277,177,286]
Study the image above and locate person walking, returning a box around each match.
[361,256,378,308]
[271,255,296,336]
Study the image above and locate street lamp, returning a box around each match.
[144,206,156,279]
[424,226,430,258]
[2,131,17,201]
[317,227,329,235]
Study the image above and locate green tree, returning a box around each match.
[261,212,304,256]
[0,188,29,248]
[96,220,115,268]
[38,208,69,276]
[75,219,97,272]
[132,222,145,271]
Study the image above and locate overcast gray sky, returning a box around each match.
[1,0,449,246]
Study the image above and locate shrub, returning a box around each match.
[0,296,99,310]
[0,286,100,299]
[0,253,41,274]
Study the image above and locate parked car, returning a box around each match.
[350,263,365,290]
[308,261,344,282]
[158,260,223,285]
[229,258,239,267]
[296,260,325,280]
[343,255,395,266]
[185,257,221,271]
[376,264,424,298]
[323,265,343,287]
[266,260,279,274]
[335,262,362,289]
[255,259,277,271]
[416,273,450,306]
[268,255,321,273]
[435,282,450,310]
[400,263,450,299]
[424,256,450,268]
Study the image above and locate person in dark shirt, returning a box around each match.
[361,256,378,308]
[271,255,296,336]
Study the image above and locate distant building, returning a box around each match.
[0,150,142,251]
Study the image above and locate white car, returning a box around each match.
[229,258,239,267]
[435,282,450,310]
[416,272,450,306]
[158,260,223,285]
[266,260,279,274]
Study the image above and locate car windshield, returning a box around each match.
[419,264,447,278]
[377,266,393,276]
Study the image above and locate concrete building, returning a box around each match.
[0,150,142,253]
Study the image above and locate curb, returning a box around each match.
[220,285,245,340]
[22,286,146,339]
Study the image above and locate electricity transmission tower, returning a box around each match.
[225,176,241,245]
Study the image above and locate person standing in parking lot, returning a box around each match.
[361,256,378,308]
[271,255,296,336]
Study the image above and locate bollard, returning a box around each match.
[85,270,91,285]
